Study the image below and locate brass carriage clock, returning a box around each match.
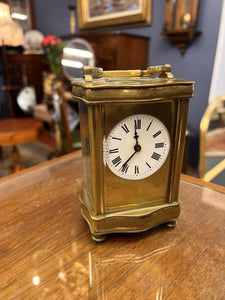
[72,65,194,241]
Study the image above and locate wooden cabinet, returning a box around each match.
[79,32,149,70]
[2,53,49,117]
[6,54,48,102]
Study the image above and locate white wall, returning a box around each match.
[208,0,225,103]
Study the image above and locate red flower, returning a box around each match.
[41,35,65,74]
[41,35,62,47]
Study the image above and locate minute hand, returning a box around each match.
[122,151,137,167]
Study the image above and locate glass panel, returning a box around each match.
[103,100,177,213]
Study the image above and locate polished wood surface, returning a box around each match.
[0,151,225,299]
[0,118,42,172]
[0,118,42,145]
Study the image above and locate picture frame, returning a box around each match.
[77,0,152,31]
[8,0,35,32]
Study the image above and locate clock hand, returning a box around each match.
[122,151,137,167]
[119,122,142,172]
[133,121,142,152]
[134,122,139,145]
[120,143,142,171]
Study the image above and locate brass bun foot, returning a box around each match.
[91,233,106,242]
[166,219,177,229]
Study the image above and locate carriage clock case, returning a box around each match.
[72,65,194,242]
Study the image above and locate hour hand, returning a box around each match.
[134,123,139,141]
[134,121,140,145]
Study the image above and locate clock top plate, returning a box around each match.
[72,65,194,104]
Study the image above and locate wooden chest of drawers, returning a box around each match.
[79,32,149,70]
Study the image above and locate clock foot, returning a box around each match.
[166,219,177,229]
[91,233,106,242]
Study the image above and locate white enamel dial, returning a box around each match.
[104,114,170,180]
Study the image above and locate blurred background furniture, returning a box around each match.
[76,32,149,70]
[0,118,42,173]
[33,74,81,155]
[5,53,48,116]
[0,2,24,117]
[1,29,150,176]
[4,32,149,118]
[162,0,201,55]
[199,95,225,182]
[52,84,81,153]
[33,37,95,155]
[2,32,149,156]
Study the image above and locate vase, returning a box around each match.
[49,61,62,75]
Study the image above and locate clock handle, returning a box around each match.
[82,64,174,81]
[145,65,174,79]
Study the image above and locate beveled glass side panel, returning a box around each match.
[103,100,178,213]
[79,101,93,210]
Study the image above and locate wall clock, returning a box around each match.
[72,65,194,241]
[162,0,201,54]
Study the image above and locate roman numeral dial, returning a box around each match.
[104,114,170,180]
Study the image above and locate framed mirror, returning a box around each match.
[61,38,95,81]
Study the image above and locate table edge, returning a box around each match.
[181,173,225,193]
[0,150,82,184]
[0,152,224,194]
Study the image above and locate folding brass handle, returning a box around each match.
[82,64,174,81]
[145,64,173,78]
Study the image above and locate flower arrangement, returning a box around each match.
[41,35,65,75]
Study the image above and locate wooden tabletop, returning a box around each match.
[0,118,42,145]
[0,151,225,299]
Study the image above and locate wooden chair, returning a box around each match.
[199,95,225,181]
[51,83,81,153]
[33,73,81,155]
